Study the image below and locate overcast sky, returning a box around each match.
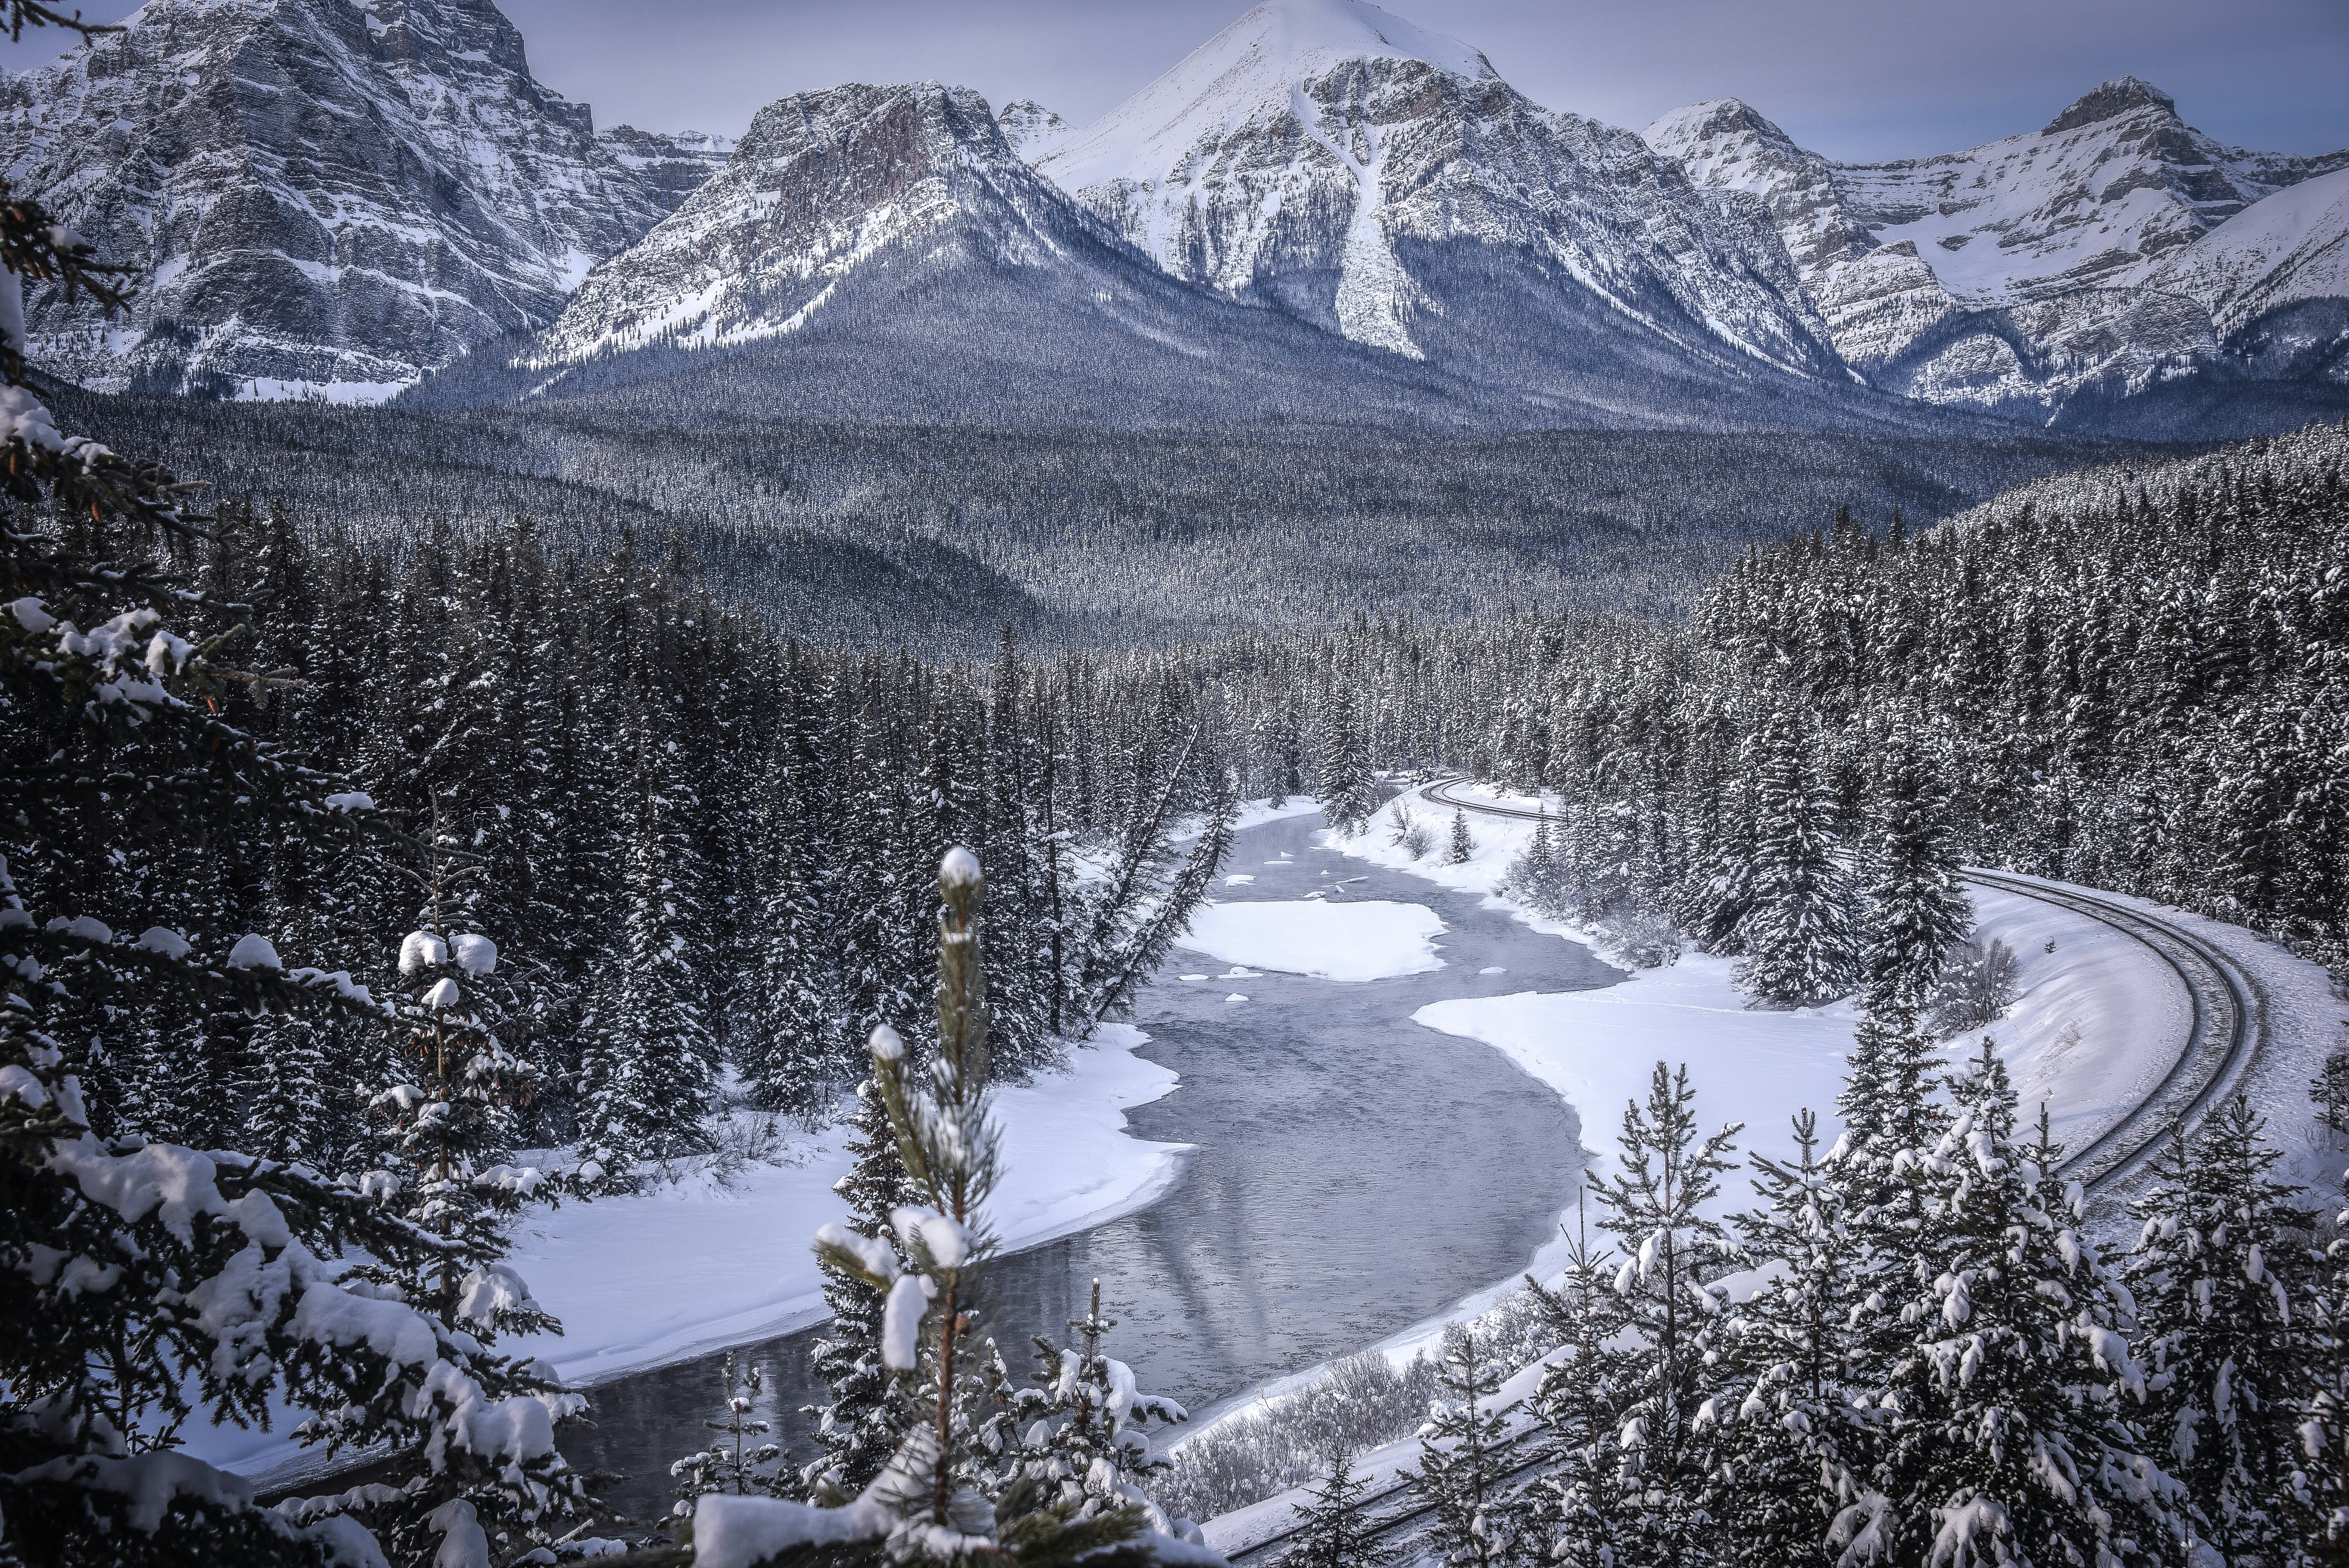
[9,0,2346,161]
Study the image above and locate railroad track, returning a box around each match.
[1215,780,2268,1564]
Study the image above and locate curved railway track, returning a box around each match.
[1217,780,2267,1563]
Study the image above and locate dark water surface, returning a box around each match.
[565,811,1614,1522]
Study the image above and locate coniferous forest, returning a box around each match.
[8,6,2349,1563]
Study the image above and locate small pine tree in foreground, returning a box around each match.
[1281,1447,1397,1568]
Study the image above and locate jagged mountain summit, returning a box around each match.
[1645,80,2349,431]
[416,79,1535,428]
[0,0,725,398]
[1030,0,1849,401]
[997,99,1073,160]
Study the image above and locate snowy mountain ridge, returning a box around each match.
[526,81,1102,367]
[1031,0,1846,382]
[0,0,729,397]
[1645,79,2349,427]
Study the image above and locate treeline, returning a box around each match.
[1100,420,2349,989]
[39,504,1231,1187]
[1292,1045,2349,1568]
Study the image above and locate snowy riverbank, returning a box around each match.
[199,1023,1191,1486]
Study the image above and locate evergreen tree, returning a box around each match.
[0,171,588,1566]
[1410,1328,1526,1568]
[671,1349,791,1523]
[1316,688,1377,838]
[1280,1448,1398,1568]
[1859,717,1974,1024]
[1739,709,1861,1005]
[1525,1202,1637,1568]
[1449,808,1476,866]
[1862,1043,2180,1568]
[1716,1110,1871,1568]
[2127,1099,2321,1564]
[1593,1062,1744,1566]
[796,849,1177,1566]
[991,1279,1192,1534]
[806,1076,921,1495]
[577,756,718,1188]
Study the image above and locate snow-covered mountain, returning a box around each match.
[0,0,725,398]
[431,70,1943,433]
[1645,81,2349,427]
[1029,0,1848,396]
[429,79,1527,428]
[997,99,1073,160]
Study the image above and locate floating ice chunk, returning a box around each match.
[1225,874,1255,885]
[1180,974,1208,982]
[1481,966,1506,975]
[1225,994,1249,1003]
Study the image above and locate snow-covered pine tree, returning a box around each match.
[362,908,548,1328]
[1859,716,1973,1025]
[672,1349,791,1523]
[1592,1062,1744,1564]
[1713,1110,1871,1568]
[2125,1098,2320,1564]
[776,850,1176,1566]
[1739,708,1861,1005]
[1524,1198,1637,1568]
[1280,1448,1398,1568]
[806,1074,921,1496]
[741,658,838,1115]
[1862,1042,2180,1568]
[988,1278,1194,1538]
[1448,808,1475,866]
[1068,747,1236,1033]
[1315,688,1377,838]
[576,750,719,1189]
[1410,1327,1526,1568]
[0,164,589,1566]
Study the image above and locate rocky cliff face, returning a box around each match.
[526,81,1110,366]
[1032,0,1847,390]
[1645,80,2349,423]
[0,0,723,397]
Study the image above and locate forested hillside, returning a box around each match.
[49,508,1235,1181]
[55,389,2150,643]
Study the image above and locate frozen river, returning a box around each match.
[561,811,1615,1522]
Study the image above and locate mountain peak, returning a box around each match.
[2041,76,2177,136]
[999,98,1073,160]
[1215,0,1494,78]
[1039,0,1492,196]
[1645,97,1799,153]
